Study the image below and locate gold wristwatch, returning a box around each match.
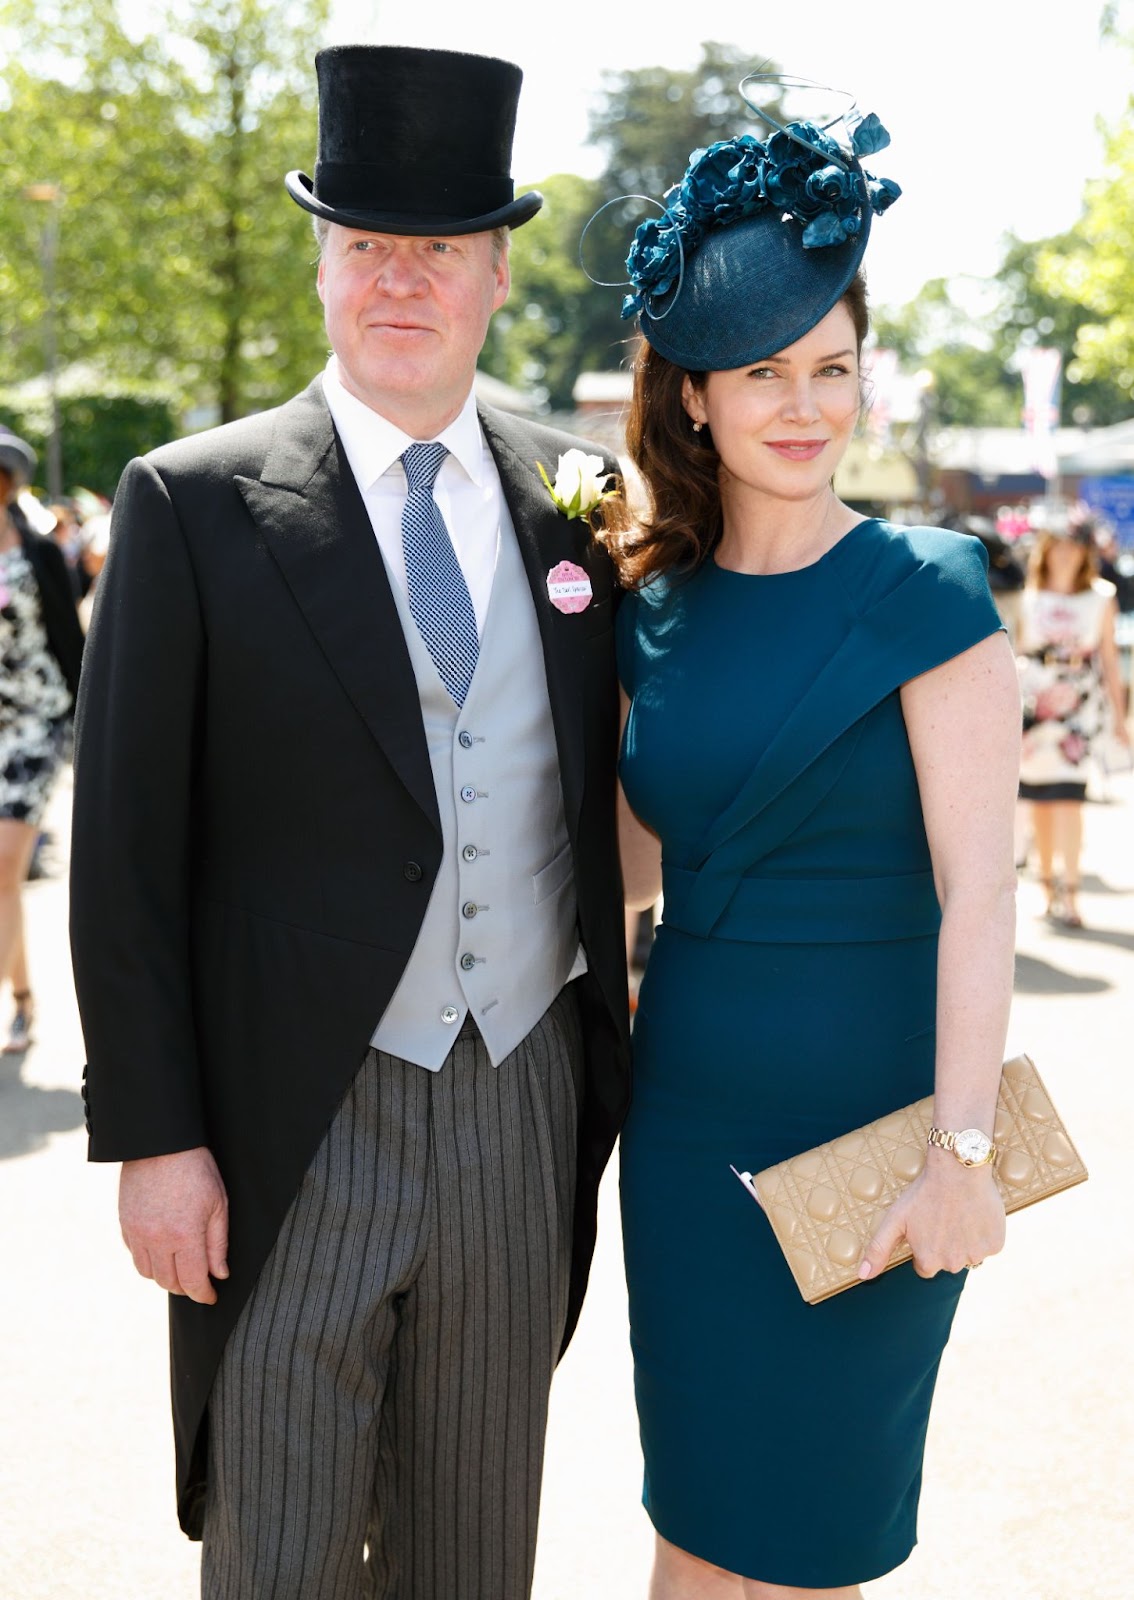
[926,1127,997,1168]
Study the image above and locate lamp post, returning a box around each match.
[22,183,63,499]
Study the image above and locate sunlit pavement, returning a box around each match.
[3,766,1131,1598]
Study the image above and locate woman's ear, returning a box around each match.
[681,374,707,427]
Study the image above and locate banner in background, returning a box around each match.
[1080,476,1134,549]
[1020,347,1062,480]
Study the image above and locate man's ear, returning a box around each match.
[316,256,327,305]
[492,247,511,313]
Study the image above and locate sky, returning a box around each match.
[331,0,1131,312]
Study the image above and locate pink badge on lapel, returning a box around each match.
[546,560,593,615]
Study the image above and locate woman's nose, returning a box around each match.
[781,379,821,422]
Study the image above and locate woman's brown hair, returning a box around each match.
[1026,531,1098,594]
[601,272,870,589]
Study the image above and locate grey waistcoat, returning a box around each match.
[372,502,585,1069]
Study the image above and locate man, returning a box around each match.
[71,46,630,1599]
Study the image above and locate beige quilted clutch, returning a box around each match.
[732,1055,1088,1304]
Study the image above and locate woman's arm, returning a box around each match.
[617,686,663,912]
[861,630,1020,1279]
[1098,595,1130,743]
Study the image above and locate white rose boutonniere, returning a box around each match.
[537,449,616,522]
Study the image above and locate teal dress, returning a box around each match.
[617,520,1003,1588]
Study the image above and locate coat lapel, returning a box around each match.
[236,380,440,835]
[477,406,588,838]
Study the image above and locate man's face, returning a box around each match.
[317,225,510,430]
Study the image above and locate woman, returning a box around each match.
[1017,525,1129,927]
[604,98,1021,1598]
[0,430,84,1049]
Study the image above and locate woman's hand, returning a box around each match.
[858,1152,1006,1281]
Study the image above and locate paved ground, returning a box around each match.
[2,766,1132,1598]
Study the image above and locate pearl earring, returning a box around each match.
[692,421,703,433]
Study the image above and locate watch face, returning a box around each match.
[955,1129,992,1165]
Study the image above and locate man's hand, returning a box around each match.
[119,1147,229,1304]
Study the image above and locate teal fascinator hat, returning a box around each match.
[610,75,901,371]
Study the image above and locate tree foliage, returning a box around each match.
[873,230,1132,430]
[588,41,778,200]
[0,0,329,430]
[1036,111,1134,404]
[481,172,626,412]
[0,387,177,496]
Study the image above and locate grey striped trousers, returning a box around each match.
[200,987,583,1600]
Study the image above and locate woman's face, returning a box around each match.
[681,301,861,505]
[1043,537,1089,587]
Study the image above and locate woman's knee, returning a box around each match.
[652,1533,744,1597]
[742,1583,862,1600]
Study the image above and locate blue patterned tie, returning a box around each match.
[400,442,479,706]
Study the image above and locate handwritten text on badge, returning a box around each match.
[546,560,593,615]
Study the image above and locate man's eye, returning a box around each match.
[429,240,453,253]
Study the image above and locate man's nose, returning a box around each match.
[375,252,428,295]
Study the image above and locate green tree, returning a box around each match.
[873,279,1022,428]
[0,0,328,434]
[589,41,782,200]
[481,172,644,411]
[1037,114,1134,406]
[872,230,1132,430]
[997,232,1129,425]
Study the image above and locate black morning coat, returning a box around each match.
[69,381,632,1537]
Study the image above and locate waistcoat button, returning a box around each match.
[462,901,478,919]
[403,860,423,882]
[462,844,478,863]
[460,953,476,971]
[458,731,474,749]
[440,1005,460,1025]
[460,785,476,803]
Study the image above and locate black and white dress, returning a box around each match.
[1017,578,1116,802]
[0,543,73,825]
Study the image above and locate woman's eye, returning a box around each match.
[820,364,850,377]
[747,367,776,379]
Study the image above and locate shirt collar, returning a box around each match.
[321,357,487,491]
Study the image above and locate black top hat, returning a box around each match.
[286,46,543,235]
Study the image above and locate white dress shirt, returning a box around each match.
[320,357,500,630]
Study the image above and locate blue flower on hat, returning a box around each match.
[865,176,902,212]
[850,112,891,157]
[620,112,901,320]
[623,216,687,312]
[679,135,767,226]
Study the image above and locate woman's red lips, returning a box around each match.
[765,439,827,460]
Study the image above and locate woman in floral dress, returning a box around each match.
[0,431,84,1048]
[1017,527,1130,927]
